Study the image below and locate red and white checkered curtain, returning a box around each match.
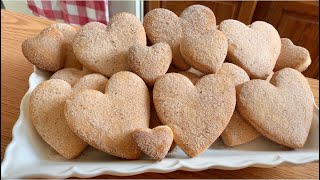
[27,0,109,25]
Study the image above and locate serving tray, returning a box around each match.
[1,67,319,178]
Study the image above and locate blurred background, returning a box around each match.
[1,0,318,79]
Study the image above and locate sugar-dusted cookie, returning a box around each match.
[22,23,81,72]
[218,20,281,79]
[180,4,216,32]
[180,28,228,74]
[218,63,260,146]
[143,8,188,70]
[237,68,314,148]
[132,126,173,161]
[128,42,172,86]
[65,71,150,159]
[178,71,200,85]
[30,79,87,159]
[153,73,236,157]
[50,68,88,86]
[73,13,146,77]
[73,73,108,93]
[274,38,311,72]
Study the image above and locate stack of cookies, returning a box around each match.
[22,5,314,161]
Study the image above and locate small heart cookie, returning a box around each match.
[65,71,150,159]
[180,28,228,74]
[22,23,81,72]
[132,126,173,161]
[73,13,146,77]
[219,20,281,79]
[218,63,260,146]
[274,38,311,72]
[128,42,172,86]
[153,73,236,157]
[237,68,314,148]
[50,68,88,86]
[30,79,86,159]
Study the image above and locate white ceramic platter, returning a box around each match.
[1,67,319,178]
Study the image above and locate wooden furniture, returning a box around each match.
[1,10,319,179]
[144,1,319,79]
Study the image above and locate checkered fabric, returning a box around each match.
[27,0,109,25]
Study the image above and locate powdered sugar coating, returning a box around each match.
[73,13,146,77]
[153,73,236,157]
[274,38,311,72]
[30,79,87,159]
[219,20,281,79]
[132,126,173,161]
[128,42,172,86]
[237,68,313,148]
[65,71,150,159]
[180,28,228,74]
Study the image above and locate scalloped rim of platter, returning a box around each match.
[1,67,319,178]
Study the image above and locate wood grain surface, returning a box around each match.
[1,10,319,179]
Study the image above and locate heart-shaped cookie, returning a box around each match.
[180,28,228,74]
[50,68,89,86]
[274,38,311,72]
[22,23,81,72]
[73,73,108,93]
[237,68,314,148]
[22,27,65,72]
[65,71,150,159]
[180,4,216,32]
[30,79,87,159]
[178,71,200,85]
[218,63,260,146]
[153,73,236,157]
[128,42,172,86]
[132,126,173,161]
[52,23,83,70]
[73,13,146,77]
[143,8,188,70]
[218,20,281,79]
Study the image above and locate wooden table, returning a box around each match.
[1,10,319,179]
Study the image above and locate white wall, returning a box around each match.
[2,0,33,16]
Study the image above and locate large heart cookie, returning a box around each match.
[274,38,311,72]
[22,23,81,72]
[30,75,109,159]
[153,73,236,157]
[65,71,150,159]
[73,13,146,77]
[180,28,228,74]
[219,20,281,79]
[218,63,260,146]
[237,68,314,148]
[128,42,172,86]
[132,126,173,161]
[30,80,86,159]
